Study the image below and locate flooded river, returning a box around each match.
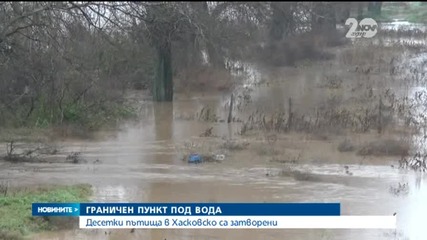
[1,22,427,240]
[4,103,426,240]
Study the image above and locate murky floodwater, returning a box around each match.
[1,22,427,240]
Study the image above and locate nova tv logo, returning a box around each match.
[345,18,378,38]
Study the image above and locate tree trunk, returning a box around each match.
[333,3,350,24]
[206,41,224,68]
[374,2,382,15]
[270,2,284,41]
[153,42,173,102]
[326,4,337,32]
[343,7,350,23]
[195,2,224,68]
[368,2,382,15]
[357,2,364,20]
[311,3,336,34]
[368,2,374,13]
[269,2,294,42]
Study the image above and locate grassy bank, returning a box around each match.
[365,2,427,23]
[0,100,138,142]
[0,128,51,143]
[0,184,92,240]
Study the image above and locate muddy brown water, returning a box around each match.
[2,102,425,240]
[1,23,427,240]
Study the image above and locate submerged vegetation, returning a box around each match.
[0,2,374,134]
[1,2,427,239]
[1,2,425,166]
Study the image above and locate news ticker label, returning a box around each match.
[80,216,396,229]
[32,203,341,217]
[33,203,81,217]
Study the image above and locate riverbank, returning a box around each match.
[0,184,92,240]
[0,21,426,240]
[377,2,427,23]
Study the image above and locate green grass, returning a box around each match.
[0,95,138,133]
[0,127,51,142]
[0,184,92,238]
[363,12,393,23]
[354,2,427,23]
[378,2,427,23]
[0,100,138,142]
[406,8,427,23]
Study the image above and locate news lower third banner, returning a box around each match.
[32,203,396,229]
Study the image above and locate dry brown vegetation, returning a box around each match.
[257,31,346,67]
[3,141,58,162]
[337,139,355,152]
[182,23,427,173]
[0,231,23,240]
[357,139,410,157]
[175,66,235,93]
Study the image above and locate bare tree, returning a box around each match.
[0,1,351,128]
[368,2,383,16]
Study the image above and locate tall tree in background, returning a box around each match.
[145,4,175,102]
[140,2,266,101]
[1,1,353,127]
[334,2,351,24]
[269,2,296,42]
[311,2,337,33]
[368,2,383,16]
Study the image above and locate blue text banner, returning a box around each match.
[32,203,340,217]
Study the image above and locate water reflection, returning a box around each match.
[153,102,174,142]
[392,53,427,240]
[6,21,427,240]
[401,173,427,240]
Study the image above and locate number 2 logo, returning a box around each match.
[345,18,378,38]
